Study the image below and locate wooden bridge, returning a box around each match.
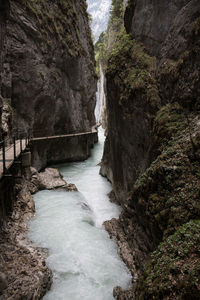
[0,127,98,179]
[0,134,30,179]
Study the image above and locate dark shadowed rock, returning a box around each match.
[124,0,199,58]
[102,0,200,299]
[0,180,52,299]
[0,272,7,295]
[1,0,96,137]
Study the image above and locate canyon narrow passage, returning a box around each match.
[28,128,131,300]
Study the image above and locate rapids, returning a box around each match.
[28,128,131,300]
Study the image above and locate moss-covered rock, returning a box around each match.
[136,220,200,300]
[107,28,159,107]
[131,105,200,238]
[153,102,186,151]
[101,2,200,300]
[125,103,200,298]
[22,0,85,56]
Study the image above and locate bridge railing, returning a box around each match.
[0,126,98,175]
[0,130,31,175]
[30,127,98,138]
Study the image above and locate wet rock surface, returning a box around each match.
[0,164,78,299]
[0,181,52,299]
[113,286,135,300]
[104,218,137,279]
[29,167,78,193]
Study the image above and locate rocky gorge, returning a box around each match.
[0,166,78,299]
[0,0,98,298]
[99,0,200,299]
[0,0,97,139]
[0,0,200,299]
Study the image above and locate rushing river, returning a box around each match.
[28,128,131,300]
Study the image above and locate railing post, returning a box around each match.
[13,136,16,159]
[2,140,6,174]
[20,137,22,153]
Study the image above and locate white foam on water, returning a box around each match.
[28,128,132,300]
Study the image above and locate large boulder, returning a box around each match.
[30,167,77,192]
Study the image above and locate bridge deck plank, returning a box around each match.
[0,139,26,179]
[31,131,92,141]
[0,127,97,179]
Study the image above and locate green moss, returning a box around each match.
[192,17,200,36]
[136,220,200,300]
[159,51,190,82]
[131,103,200,237]
[94,31,108,77]
[153,102,186,150]
[94,0,126,77]
[106,27,160,107]
[3,100,13,116]
[108,0,124,32]
[22,0,84,56]
[159,59,179,81]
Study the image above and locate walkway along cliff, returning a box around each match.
[1,0,200,299]
[0,0,97,217]
[100,0,200,299]
[0,0,98,298]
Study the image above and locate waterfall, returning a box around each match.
[95,65,106,126]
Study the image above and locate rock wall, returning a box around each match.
[0,0,96,138]
[101,0,200,201]
[101,0,200,299]
[125,0,195,57]
[0,167,53,299]
[0,1,98,297]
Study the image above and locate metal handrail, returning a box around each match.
[0,130,31,175]
[0,125,97,175]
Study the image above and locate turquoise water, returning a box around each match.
[28,128,131,300]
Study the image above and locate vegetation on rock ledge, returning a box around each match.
[130,102,200,298]
[136,220,200,300]
[107,28,160,109]
[22,0,88,56]
[100,2,200,299]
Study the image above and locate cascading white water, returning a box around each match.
[95,65,106,125]
[28,128,131,300]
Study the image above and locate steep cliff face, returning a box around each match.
[100,0,160,201]
[125,0,195,57]
[101,0,200,200]
[0,1,97,297]
[101,0,200,299]
[0,0,96,138]
[100,33,160,201]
